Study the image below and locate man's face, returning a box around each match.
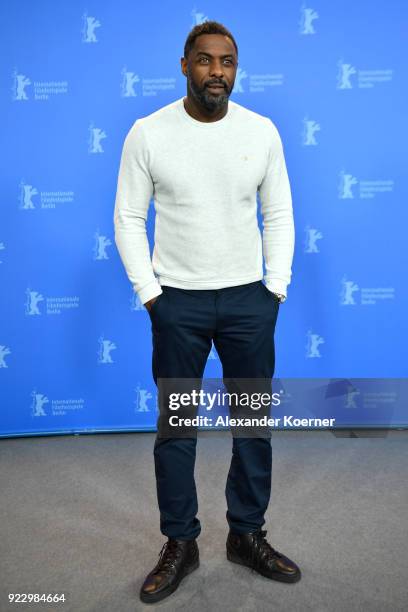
[181,33,238,112]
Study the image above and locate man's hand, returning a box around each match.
[144,296,159,312]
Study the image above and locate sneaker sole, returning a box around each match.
[226,548,301,583]
[139,558,200,604]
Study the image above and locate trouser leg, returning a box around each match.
[149,286,214,539]
[213,281,280,533]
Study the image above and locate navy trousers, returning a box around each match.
[148,280,280,540]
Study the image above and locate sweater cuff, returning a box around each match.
[136,280,163,305]
[265,279,288,298]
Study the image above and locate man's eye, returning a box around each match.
[198,58,233,64]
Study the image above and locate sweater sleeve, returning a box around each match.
[113,120,163,305]
[258,119,295,298]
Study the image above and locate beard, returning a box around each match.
[187,70,231,112]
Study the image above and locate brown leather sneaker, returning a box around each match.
[139,537,200,604]
[226,529,301,583]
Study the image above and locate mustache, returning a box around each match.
[205,81,227,88]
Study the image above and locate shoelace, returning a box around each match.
[249,529,283,573]
[154,539,183,574]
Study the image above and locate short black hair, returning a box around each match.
[183,20,238,60]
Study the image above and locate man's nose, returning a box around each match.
[209,61,224,78]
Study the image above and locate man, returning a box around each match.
[114,20,300,605]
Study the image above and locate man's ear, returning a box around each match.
[180,58,187,77]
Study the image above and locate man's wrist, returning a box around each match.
[272,292,286,303]
[265,280,287,303]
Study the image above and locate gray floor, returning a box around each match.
[0,430,407,612]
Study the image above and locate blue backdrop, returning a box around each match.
[1,1,407,436]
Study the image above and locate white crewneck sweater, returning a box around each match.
[113,96,295,305]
